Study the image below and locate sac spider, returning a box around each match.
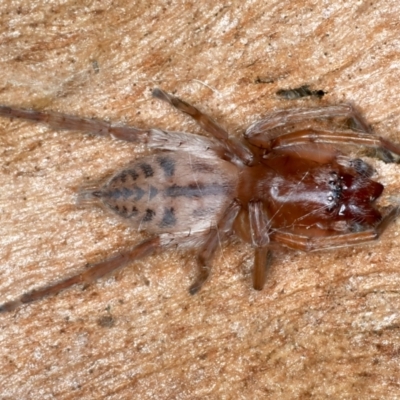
[0,89,400,313]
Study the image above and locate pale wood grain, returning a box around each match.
[1,1,400,398]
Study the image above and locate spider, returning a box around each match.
[0,88,400,313]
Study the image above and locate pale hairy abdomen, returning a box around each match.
[82,151,239,236]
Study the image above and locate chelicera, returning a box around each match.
[1,88,400,312]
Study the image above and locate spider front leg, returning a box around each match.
[253,128,400,163]
[0,237,160,313]
[189,200,241,295]
[270,206,400,252]
[0,105,150,143]
[152,89,254,165]
[246,104,372,137]
[245,104,400,162]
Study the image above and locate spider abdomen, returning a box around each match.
[92,151,239,235]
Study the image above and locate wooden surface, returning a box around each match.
[1,1,400,399]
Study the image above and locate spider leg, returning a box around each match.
[189,200,241,295]
[0,105,148,142]
[152,88,254,165]
[270,206,400,252]
[249,128,400,163]
[253,248,272,291]
[245,103,400,162]
[245,103,371,138]
[0,103,230,159]
[0,237,160,313]
[249,201,272,290]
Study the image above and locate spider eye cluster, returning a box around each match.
[326,171,344,211]
[325,168,384,225]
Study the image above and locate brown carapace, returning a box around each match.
[1,88,400,312]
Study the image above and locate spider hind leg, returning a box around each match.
[0,237,161,313]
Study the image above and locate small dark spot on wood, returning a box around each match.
[314,90,325,98]
[255,76,275,84]
[276,85,325,99]
[92,60,100,74]
[97,315,115,328]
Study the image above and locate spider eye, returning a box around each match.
[326,193,337,212]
